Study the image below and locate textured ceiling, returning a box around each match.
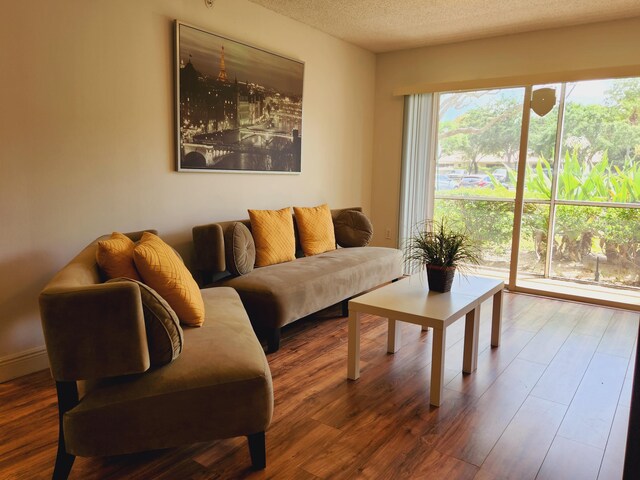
[248,0,640,53]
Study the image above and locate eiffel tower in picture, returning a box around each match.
[217,45,228,82]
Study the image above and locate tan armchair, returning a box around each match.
[39,231,273,479]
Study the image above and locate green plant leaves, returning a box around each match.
[405,219,481,271]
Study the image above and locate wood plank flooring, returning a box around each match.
[0,293,637,479]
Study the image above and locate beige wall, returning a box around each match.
[371,17,640,249]
[4,1,640,381]
[0,0,375,379]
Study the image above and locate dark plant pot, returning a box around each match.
[426,265,456,292]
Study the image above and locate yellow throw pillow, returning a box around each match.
[248,207,296,267]
[96,232,142,281]
[293,204,336,256]
[133,232,205,327]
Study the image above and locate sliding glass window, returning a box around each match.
[434,87,525,277]
[431,78,640,293]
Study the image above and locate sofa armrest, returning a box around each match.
[192,223,226,275]
[39,281,150,381]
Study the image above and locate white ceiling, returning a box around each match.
[248,0,640,53]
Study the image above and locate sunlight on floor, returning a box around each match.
[470,266,640,312]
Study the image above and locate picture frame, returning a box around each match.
[175,21,304,174]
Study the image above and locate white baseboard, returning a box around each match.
[0,346,49,383]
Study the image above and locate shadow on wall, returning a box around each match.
[0,251,56,356]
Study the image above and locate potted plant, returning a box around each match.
[405,219,481,292]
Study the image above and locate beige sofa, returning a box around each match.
[192,207,403,352]
[39,231,273,479]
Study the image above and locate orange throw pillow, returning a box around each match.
[96,232,142,281]
[133,232,205,327]
[248,207,296,267]
[293,204,336,256]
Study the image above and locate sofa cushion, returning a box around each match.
[334,210,374,247]
[220,247,403,329]
[64,287,273,457]
[106,278,183,367]
[294,204,336,256]
[96,232,142,281]
[248,207,296,267]
[133,232,205,327]
[224,222,255,276]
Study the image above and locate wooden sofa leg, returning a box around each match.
[53,381,78,480]
[267,328,280,353]
[247,431,266,470]
[53,441,75,480]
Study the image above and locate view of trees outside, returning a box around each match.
[433,79,640,289]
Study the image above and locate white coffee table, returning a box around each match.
[346,274,504,406]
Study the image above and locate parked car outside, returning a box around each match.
[459,174,493,188]
[436,174,459,190]
[439,168,466,178]
[492,168,508,182]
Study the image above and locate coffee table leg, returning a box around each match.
[347,310,361,380]
[492,289,503,347]
[387,319,402,353]
[463,306,480,374]
[430,327,446,407]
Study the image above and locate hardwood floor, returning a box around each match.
[0,293,637,479]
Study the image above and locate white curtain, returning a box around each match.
[398,93,435,273]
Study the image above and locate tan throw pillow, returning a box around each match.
[334,210,373,247]
[224,222,255,276]
[96,232,142,281]
[133,232,205,327]
[107,278,183,367]
[248,207,296,267]
[293,204,336,256]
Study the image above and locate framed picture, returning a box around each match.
[175,21,304,173]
